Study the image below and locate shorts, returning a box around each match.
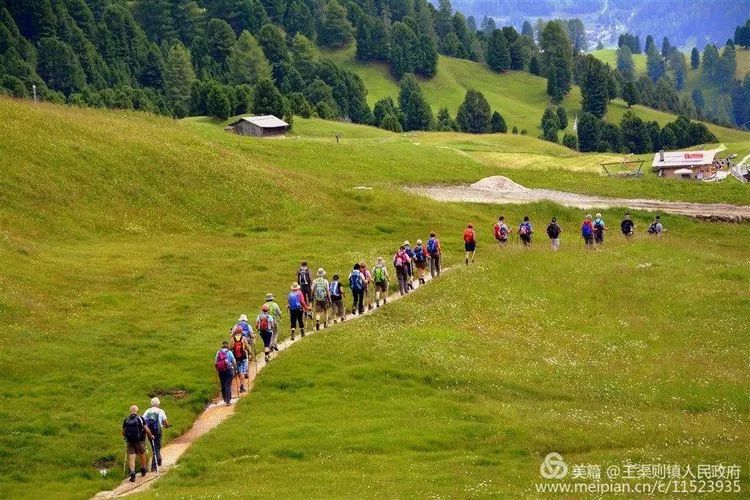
[594,232,604,244]
[290,309,304,328]
[520,234,531,245]
[464,241,476,252]
[331,299,345,317]
[374,282,387,293]
[314,300,328,313]
[259,330,272,349]
[126,440,147,455]
[584,235,594,245]
[236,357,248,375]
[415,260,426,270]
[496,237,507,244]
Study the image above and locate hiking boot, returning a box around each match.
[291,332,295,340]
[316,321,320,331]
[157,458,162,466]
[273,346,279,351]
[384,297,387,304]
[244,373,249,379]
[265,355,270,363]
[301,331,305,337]
[341,316,345,322]
[151,465,157,472]
[141,468,147,477]
[129,472,136,483]
[240,385,246,392]
[465,258,469,265]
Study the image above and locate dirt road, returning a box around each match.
[406,176,750,221]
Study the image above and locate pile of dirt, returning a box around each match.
[470,176,528,192]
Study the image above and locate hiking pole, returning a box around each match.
[150,437,158,475]
[122,449,128,479]
[251,339,259,373]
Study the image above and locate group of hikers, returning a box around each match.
[462,212,665,259]
[121,211,666,484]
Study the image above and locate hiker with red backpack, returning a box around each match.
[493,216,509,247]
[215,341,237,406]
[297,262,313,318]
[372,257,389,306]
[311,268,330,330]
[403,241,415,289]
[427,232,441,277]
[287,282,308,340]
[581,214,595,248]
[518,216,533,247]
[256,304,276,362]
[230,325,250,393]
[393,246,410,295]
[349,263,366,315]
[412,240,429,284]
[463,224,476,264]
[122,404,154,482]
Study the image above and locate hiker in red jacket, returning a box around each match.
[463,224,476,265]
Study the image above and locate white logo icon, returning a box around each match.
[540,452,568,479]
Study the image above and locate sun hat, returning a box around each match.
[265,293,274,301]
[238,314,248,322]
[416,239,422,244]
[586,214,592,220]
[360,261,367,268]
[403,240,410,246]
[291,282,300,290]
[317,268,325,276]
[595,213,602,218]
[377,257,384,264]
[262,304,269,311]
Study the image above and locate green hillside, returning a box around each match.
[325,45,749,152]
[589,48,648,75]
[1,97,749,498]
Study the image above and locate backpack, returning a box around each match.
[258,313,271,332]
[493,223,501,239]
[144,413,161,437]
[413,246,426,262]
[547,223,560,239]
[581,221,593,238]
[329,281,342,299]
[215,349,230,373]
[313,279,328,301]
[519,222,530,236]
[648,222,658,234]
[427,238,438,254]
[394,253,406,268]
[232,334,245,360]
[123,415,145,443]
[463,229,475,243]
[373,265,386,283]
[288,291,302,310]
[297,268,309,285]
[594,219,605,232]
[349,271,363,291]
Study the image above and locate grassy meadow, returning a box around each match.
[0,96,748,498]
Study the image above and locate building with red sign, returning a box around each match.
[651,149,718,179]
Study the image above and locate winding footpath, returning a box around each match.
[95,268,450,498]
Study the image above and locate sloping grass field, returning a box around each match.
[0,97,748,498]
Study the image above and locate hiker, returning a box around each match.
[427,232,442,277]
[256,304,275,362]
[329,274,346,322]
[297,261,313,317]
[393,246,410,295]
[264,293,283,351]
[349,263,366,315]
[403,240,415,289]
[518,216,533,246]
[621,213,636,239]
[546,217,562,251]
[647,215,664,238]
[234,314,254,341]
[215,341,237,406]
[143,397,170,471]
[312,268,330,330]
[581,214,595,248]
[372,257,389,306]
[463,224,476,264]
[230,325,250,392]
[412,240,429,284]
[122,405,154,482]
[493,216,510,247]
[287,282,308,340]
[360,262,375,310]
[593,213,607,245]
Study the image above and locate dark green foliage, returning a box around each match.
[556,106,567,129]
[691,88,705,110]
[234,83,253,114]
[205,0,268,36]
[618,33,640,54]
[0,74,28,97]
[206,82,232,119]
[644,35,655,53]
[390,21,417,79]
[489,110,506,133]
[305,78,338,115]
[485,29,509,72]
[415,33,438,78]
[206,18,236,74]
[622,81,639,107]
[512,125,518,134]
[701,44,720,80]
[529,55,541,76]
[252,78,285,116]
[616,45,634,80]
[289,92,312,117]
[37,37,86,94]
[546,65,563,104]
[540,106,560,142]
[646,44,664,82]
[562,133,577,150]
[580,55,609,118]
[456,89,490,133]
[284,0,315,40]
[164,41,195,117]
[320,0,353,48]
[660,37,671,58]
[731,74,750,128]
[565,18,586,52]
[435,106,459,131]
[576,112,600,152]
[521,20,533,38]
[620,110,651,153]
[139,44,165,90]
[258,23,287,64]
[380,112,402,132]
[373,96,397,126]
[404,89,433,131]
[541,21,573,101]
[734,19,750,48]
[229,31,271,85]
[690,47,700,69]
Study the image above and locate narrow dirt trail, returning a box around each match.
[94,268,450,498]
[406,176,750,221]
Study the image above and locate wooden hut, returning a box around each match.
[225,115,289,137]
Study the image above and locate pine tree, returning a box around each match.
[546,65,563,103]
[690,47,700,69]
[283,0,315,40]
[622,81,638,107]
[456,89,491,133]
[415,33,438,78]
[139,44,166,89]
[485,29,510,72]
[398,73,420,111]
[521,20,533,38]
[164,41,195,117]
[489,111,507,133]
[380,113,402,132]
[404,91,433,131]
[540,20,573,100]
[644,35,655,53]
[258,23,288,64]
[390,22,417,79]
[37,37,86,94]
[229,31,271,85]
[435,106,458,131]
[290,34,318,78]
[691,88,705,110]
[321,0,353,48]
[646,44,664,82]
[252,78,285,116]
[540,107,560,142]
[206,18,236,74]
[616,45,634,80]
[373,96,397,126]
[701,44,720,80]
[529,55,541,76]
[206,82,232,119]
[576,112,600,152]
[556,106,568,129]
[660,37,671,58]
